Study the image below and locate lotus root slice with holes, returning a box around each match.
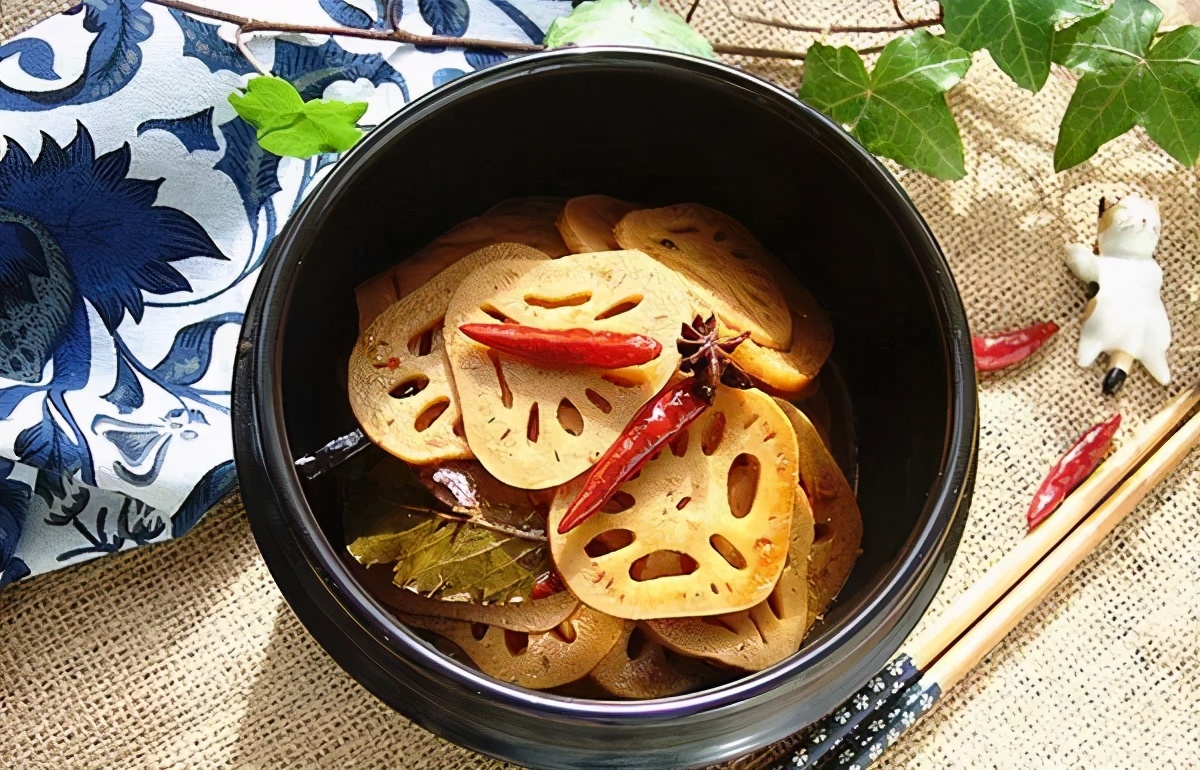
[724,303,834,398]
[588,622,725,698]
[444,250,691,489]
[557,195,640,253]
[775,400,862,628]
[384,588,579,633]
[354,201,569,330]
[549,386,798,620]
[349,244,552,464]
[643,462,815,670]
[400,605,623,689]
[614,203,793,349]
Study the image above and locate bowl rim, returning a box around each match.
[234,44,977,753]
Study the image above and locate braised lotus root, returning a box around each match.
[386,589,579,633]
[548,387,798,620]
[556,194,639,253]
[444,250,691,489]
[345,195,860,700]
[775,400,863,625]
[349,244,553,465]
[643,460,815,671]
[724,305,833,399]
[614,203,793,349]
[355,198,569,330]
[587,622,723,698]
[401,605,623,689]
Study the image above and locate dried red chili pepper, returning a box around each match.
[973,321,1059,372]
[557,376,715,534]
[557,315,752,535]
[531,570,567,600]
[459,323,662,368]
[1026,413,1121,532]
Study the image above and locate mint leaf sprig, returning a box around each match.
[229,76,367,158]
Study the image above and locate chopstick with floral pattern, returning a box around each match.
[750,382,1200,770]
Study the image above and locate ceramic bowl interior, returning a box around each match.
[235,48,975,770]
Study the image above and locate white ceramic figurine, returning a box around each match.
[1065,195,1172,395]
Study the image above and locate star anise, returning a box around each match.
[677,314,754,390]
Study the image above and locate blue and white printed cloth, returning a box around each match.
[0,0,568,586]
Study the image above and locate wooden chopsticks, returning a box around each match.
[751,382,1200,770]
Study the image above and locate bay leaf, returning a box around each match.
[417,460,550,540]
[342,450,549,602]
[384,518,548,603]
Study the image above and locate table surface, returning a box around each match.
[3,2,1199,769]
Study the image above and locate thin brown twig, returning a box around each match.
[890,0,909,24]
[686,0,702,24]
[152,0,543,54]
[148,0,881,70]
[713,42,885,60]
[234,27,270,76]
[721,0,940,34]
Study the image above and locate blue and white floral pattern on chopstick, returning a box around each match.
[0,0,570,587]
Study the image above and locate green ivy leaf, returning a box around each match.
[544,0,716,60]
[943,0,1104,92]
[1052,0,1200,170]
[800,31,973,180]
[229,76,367,158]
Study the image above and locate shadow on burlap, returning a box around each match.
[2,1,1199,768]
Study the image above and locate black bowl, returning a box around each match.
[233,47,977,770]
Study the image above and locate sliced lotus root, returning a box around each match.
[444,250,690,489]
[485,196,568,218]
[385,589,578,633]
[401,605,623,689]
[724,303,834,398]
[643,458,816,671]
[548,387,798,620]
[775,400,862,627]
[587,622,723,698]
[556,195,640,253]
[349,244,551,464]
[614,203,792,349]
[355,202,569,330]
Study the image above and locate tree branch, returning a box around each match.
[721,0,940,34]
[150,0,861,64]
[152,0,543,54]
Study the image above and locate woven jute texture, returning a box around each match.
[2,2,1199,768]
[0,0,70,39]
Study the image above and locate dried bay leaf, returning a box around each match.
[342,450,549,602]
[384,518,548,603]
[417,460,550,541]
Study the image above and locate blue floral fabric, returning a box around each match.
[0,0,569,586]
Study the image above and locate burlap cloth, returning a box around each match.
[2,2,1199,768]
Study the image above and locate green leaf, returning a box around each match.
[800,31,973,180]
[229,76,367,158]
[544,0,716,60]
[1051,0,1200,170]
[343,453,548,603]
[943,0,1105,92]
[349,518,547,603]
